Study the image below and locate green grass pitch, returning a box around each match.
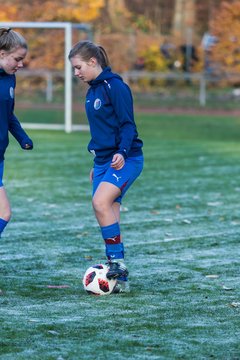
[1,112,240,359]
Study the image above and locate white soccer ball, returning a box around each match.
[82,264,117,295]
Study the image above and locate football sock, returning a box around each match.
[101,222,124,261]
[0,218,8,238]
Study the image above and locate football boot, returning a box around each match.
[106,261,129,280]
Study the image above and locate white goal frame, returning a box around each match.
[0,21,92,132]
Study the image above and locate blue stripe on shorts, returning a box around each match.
[92,155,144,203]
[0,161,4,187]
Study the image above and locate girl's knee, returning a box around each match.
[0,188,11,221]
[0,208,11,222]
[92,196,109,214]
[5,210,11,222]
[3,210,11,222]
[92,197,103,212]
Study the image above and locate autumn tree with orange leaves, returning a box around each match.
[1,0,238,74]
[0,0,104,23]
[210,1,240,74]
[0,0,104,70]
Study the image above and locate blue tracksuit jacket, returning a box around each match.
[86,67,143,164]
[0,69,33,161]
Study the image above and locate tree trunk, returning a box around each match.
[173,0,196,43]
[104,0,128,32]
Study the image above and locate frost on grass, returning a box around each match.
[2,118,240,359]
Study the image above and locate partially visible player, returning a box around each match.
[0,28,33,238]
[69,40,144,293]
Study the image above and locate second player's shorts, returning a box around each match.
[92,155,144,203]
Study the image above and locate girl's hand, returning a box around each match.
[111,153,125,170]
[89,168,94,183]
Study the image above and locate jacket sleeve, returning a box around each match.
[108,79,136,158]
[9,104,33,150]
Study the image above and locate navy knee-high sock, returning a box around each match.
[101,222,124,261]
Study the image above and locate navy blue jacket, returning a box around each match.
[86,67,143,164]
[0,69,33,161]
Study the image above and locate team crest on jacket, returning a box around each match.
[9,87,14,99]
[94,98,101,110]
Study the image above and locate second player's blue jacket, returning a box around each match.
[86,67,143,164]
[0,69,33,161]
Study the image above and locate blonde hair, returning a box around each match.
[68,40,109,68]
[0,28,28,52]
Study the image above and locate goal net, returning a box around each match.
[0,21,92,132]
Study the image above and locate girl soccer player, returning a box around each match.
[0,28,33,238]
[69,40,144,293]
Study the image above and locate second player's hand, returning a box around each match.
[111,153,125,170]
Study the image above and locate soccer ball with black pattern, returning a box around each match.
[82,264,117,295]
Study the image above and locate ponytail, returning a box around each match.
[98,45,109,68]
[69,40,110,68]
[0,28,28,52]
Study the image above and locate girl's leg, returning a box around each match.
[92,182,128,286]
[112,201,120,224]
[92,181,126,265]
[92,181,120,227]
[91,156,143,285]
[0,187,11,237]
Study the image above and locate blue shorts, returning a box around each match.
[92,156,144,203]
[0,161,4,187]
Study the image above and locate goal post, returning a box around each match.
[0,21,92,132]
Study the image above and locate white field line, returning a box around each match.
[9,209,234,229]
[127,230,238,246]
[4,227,237,248]
[6,210,239,232]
